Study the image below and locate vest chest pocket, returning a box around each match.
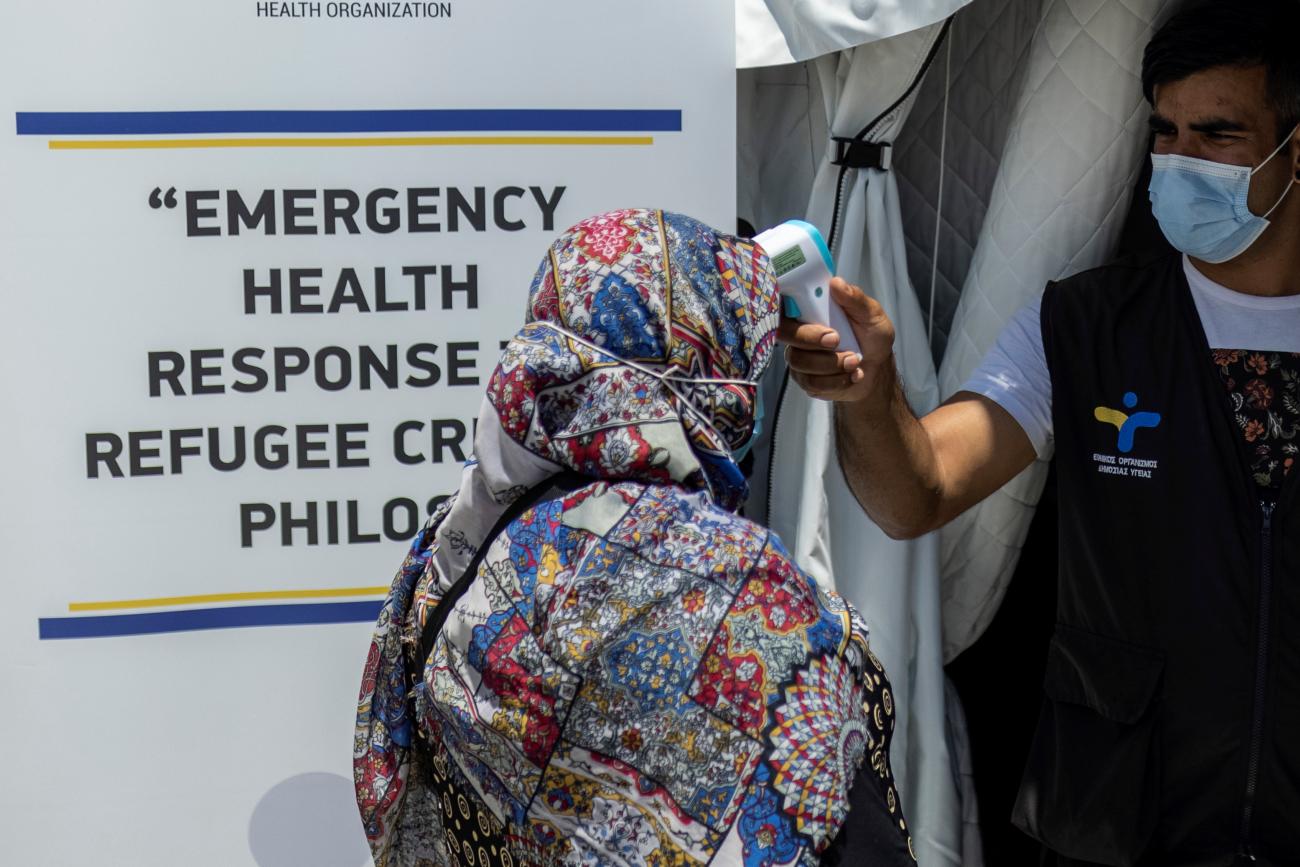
[1012,625,1165,866]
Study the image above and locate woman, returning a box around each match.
[354,209,913,866]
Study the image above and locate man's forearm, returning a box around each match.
[782,280,1036,534]
[833,358,944,540]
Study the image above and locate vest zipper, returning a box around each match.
[1173,261,1300,860]
[1239,497,1276,861]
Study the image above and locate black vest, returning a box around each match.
[1011,252,1300,866]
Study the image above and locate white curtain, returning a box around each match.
[755,21,968,866]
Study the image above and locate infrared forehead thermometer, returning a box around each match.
[754,220,860,356]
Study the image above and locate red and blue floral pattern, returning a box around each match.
[354,210,911,866]
[1213,349,1300,489]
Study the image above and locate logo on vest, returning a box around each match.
[1092,391,1161,479]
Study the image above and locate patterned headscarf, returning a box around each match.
[494,208,779,509]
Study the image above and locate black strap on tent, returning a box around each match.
[831,137,893,171]
[417,471,588,666]
[825,15,952,251]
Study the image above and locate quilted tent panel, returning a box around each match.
[894,0,1043,364]
[934,0,1179,661]
[738,62,826,242]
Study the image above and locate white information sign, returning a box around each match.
[0,2,734,863]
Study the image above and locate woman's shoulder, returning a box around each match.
[538,479,872,657]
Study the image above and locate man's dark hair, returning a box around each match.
[1142,0,1300,139]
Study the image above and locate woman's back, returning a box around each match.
[355,209,914,866]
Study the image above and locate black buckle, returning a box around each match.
[831,137,892,171]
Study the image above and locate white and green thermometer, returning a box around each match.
[755,219,860,356]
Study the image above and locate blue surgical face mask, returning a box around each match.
[731,388,764,463]
[1148,124,1298,264]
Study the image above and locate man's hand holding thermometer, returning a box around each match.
[758,220,897,404]
[762,219,1033,542]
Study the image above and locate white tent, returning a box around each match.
[737,0,1178,862]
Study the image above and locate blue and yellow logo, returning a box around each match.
[1094,391,1161,453]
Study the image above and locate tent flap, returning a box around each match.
[737,0,975,68]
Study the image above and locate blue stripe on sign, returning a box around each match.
[38,600,383,640]
[15,109,683,136]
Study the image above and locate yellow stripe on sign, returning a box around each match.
[48,135,654,150]
[68,586,389,612]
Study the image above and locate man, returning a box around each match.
[780,1,1300,865]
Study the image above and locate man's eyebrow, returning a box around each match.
[1147,114,1250,134]
[1189,116,1250,134]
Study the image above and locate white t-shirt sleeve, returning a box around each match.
[956,295,1054,459]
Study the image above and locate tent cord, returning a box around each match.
[927,22,953,350]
